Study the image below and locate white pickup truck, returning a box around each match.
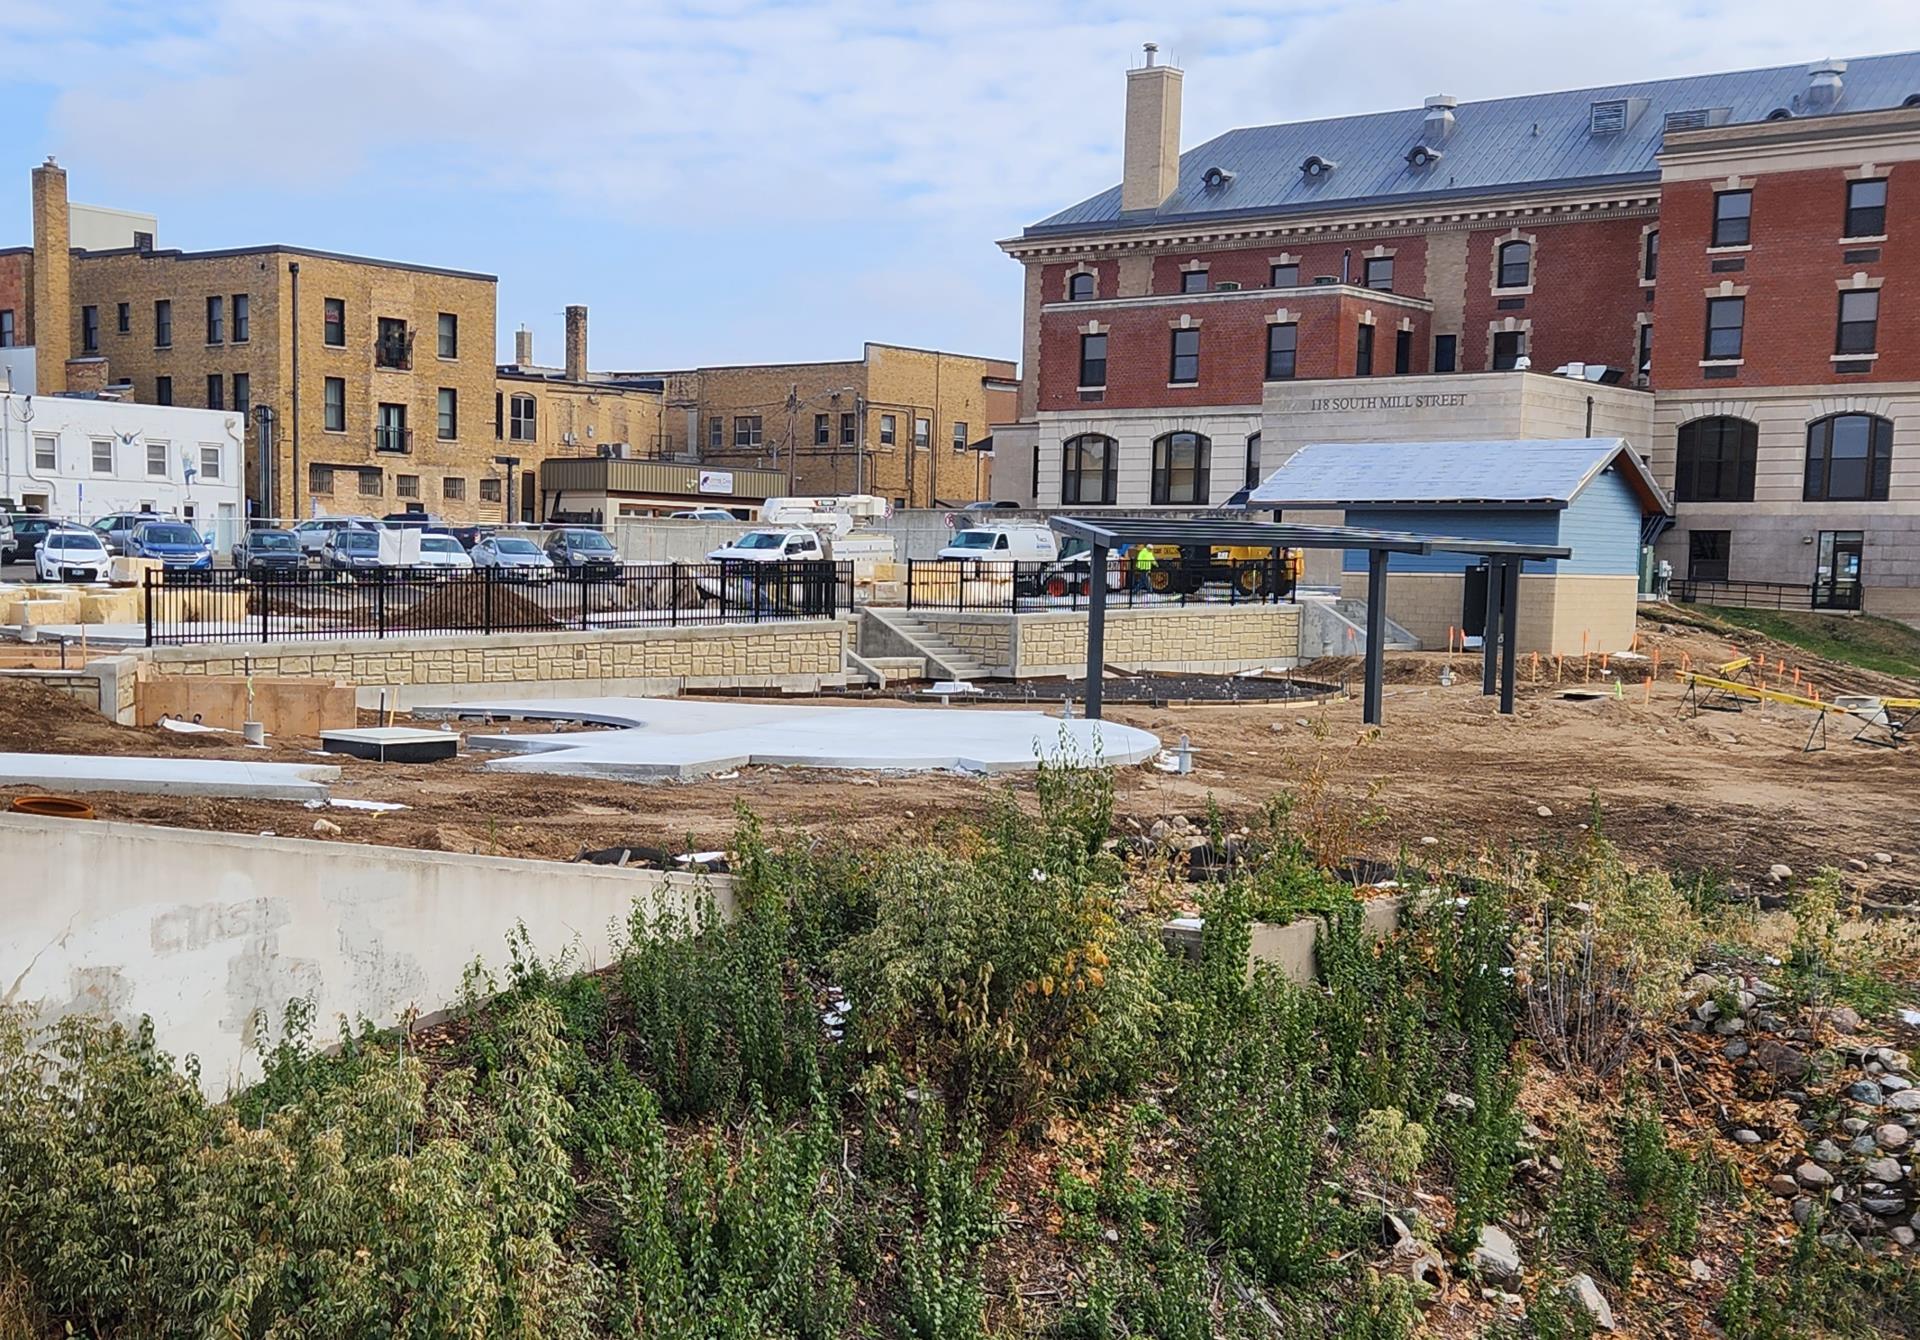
[707,528,828,563]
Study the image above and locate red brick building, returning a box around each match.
[998,49,1920,616]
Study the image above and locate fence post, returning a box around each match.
[376,575,387,639]
[260,571,270,643]
[144,572,155,647]
[906,560,915,611]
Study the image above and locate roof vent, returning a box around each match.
[1807,59,1847,110]
[1423,94,1457,139]
[1405,144,1444,169]
[1588,96,1648,135]
[1905,93,1920,107]
[1766,107,1795,121]
[1664,107,1730,133]
[1200,165,1236,191]
[1300,154,1337,179]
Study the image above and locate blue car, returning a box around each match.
[127,519,214,572]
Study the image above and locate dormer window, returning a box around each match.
[1300,155,1336,178]
[1068,272,1096,301]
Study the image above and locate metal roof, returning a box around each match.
[1247,438,1671,514]
[1048,516,1570,560]
[1029,52,1920,236]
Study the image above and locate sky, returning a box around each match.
[5,1,1920,373]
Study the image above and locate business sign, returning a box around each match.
[696,470,734,495]
[1270,392,1472,414]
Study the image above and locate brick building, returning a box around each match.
[998,48,1920,616]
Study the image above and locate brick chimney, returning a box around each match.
[514,325,533,366]
[1121,44,1183,213]
[31,157,72,394]
[564,305,587,382]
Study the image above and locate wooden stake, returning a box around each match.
[1555,655,1563,684]
[1643,675,1652,704]
[1531,651,1540,683]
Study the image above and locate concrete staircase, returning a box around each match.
[1298,596,1420,658]
[859,609,987,681]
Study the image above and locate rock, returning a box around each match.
[1733,1128,1762,1145]
[1848,857,1872,873]
[1442,1092,1477,1113]
[1828,1005,1864,1034]
[1797,1161,1835,1189]
[1884,1075,1913,1093]
[1770,1174,1800,1198]
[1811,1140,1845,1165]
[1103,1227,1119,1243]
[1851,1080,1888,1106]
[1714,1017,1746,1035]
[1420,835,1439,846]
[1689,1258,1712,1282]
[1149,820,1172,843]
[1877,1123,1912,1150]
[1536,805,1554,817]
[1767,863,1794,884]
[1792,1197,1816,1226]
[1753,1040,1812,1082]
[1888,1090,1920,1114]
[1565,1274,1616,1331]
[311,817,342,837]
[1392,1237,1446,1289]
[1895,1226,1917,1247]
[1381,1212,1414,1246]
[1472,1224,1524,1288]
[1724,1040,1750,1060]
[1874,852,1895,865]
[1750,979,1781,1001]
[1684,972,1721,996]
[1852,1135,1883,1157]
[1863,1196,1910,1217]
[1696,999,1722,1022]
[1844,1118,1872,1135]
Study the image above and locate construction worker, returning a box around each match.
[1132,542,1157,593]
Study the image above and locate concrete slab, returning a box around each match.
[0,753,339,800]
[419,696,1160,781]
[320,726,461,763]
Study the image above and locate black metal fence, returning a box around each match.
[144,561,851,645]
[1671,578,1859,612]
[904,554,1296,613]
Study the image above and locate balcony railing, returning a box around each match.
[374,330,414,370]
[374,427,412,454]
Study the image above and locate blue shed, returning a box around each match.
[1248,438,1671,654]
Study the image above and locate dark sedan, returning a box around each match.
[234,527,308,577]
[3,515,53,564]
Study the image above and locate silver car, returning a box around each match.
[469,535,555,581]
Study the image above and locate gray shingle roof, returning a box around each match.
[1029,52,1920,236]
[1247,438,1670,513]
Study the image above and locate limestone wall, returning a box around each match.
[914,604,1301,677]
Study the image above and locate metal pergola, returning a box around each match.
[1048,517,1571,726]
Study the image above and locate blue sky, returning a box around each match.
[6,1,1920,372]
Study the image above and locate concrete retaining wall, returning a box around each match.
[909,603,1302,677]
[1336,570,1637,656]
[0,813,736,1095]
[2,655,138,723]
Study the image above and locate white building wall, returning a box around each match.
[1032,404,1263,510]
[0,391,246,549]
[69,202,157,253]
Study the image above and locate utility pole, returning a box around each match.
[854,393,867,496]
[783,382,799,495]
[930,352,942,508]
[288,262,302,521]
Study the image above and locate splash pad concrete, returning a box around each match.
[416,697,1160,781]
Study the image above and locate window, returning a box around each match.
[1836,289,1879,354]
[437,312,457,359]
[1355,323,1374,376]
[1636,323,1654,379]
[1244,432,1263,489]
[116,302,130,334]
[840,412,856,445]
[0,309,12,347]
[1433,334,1457,373]
[437,388,458,440]
[323,297,345,346]
[232,294,249,342]
[814,413,830,445]
[1180,269,1209,293]
[1674,417,1757,502]
[205,295,224,344]
[155,375,172,405]
[510,395,537,441]
[205,374,223,410]
[479,477,502,503]
[397,474,420,499]
[443,476,466,501]
[33,434,55,470]
[1151,431,1211,505]
[1060,433,1117,505]
[708,416,723,450]
[233,372,250,416]
[913,417,931,448]
[1704,297,1745,359]
[880,414,897,445]
[359,469,384,498]
[1079,332,1108,387]
[1394,329,1412,374]
[147,442,167,477]
[952,421,968,451]
[133,230,152,251]
[376,403,408,454]
[199,446,222,481]
[81,305,98,353]
[92,439,113,473]
[375,317,410,369]
[1265,323,1297,380]
[1492,330,1526,370]
[1643,230,1659,282]
[1496,241,1531,289]
[725,414,758,448]
[1169,328,1199,383]
[1688,530,1731,582]
[1269,263,1299,288]
[323,377,346,431]
[1845,179,1887,238]
[153,300,172,348]
[1363,256,1394,292]
[1804,413,1893,501]
[309,464,334,496]
[1068,272,1095,301]
[1712,190,1751,247]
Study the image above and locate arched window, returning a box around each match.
[1496,240,1532,289]
[1068,272,1095,302]
[1244,432,1263,490]
[1151,431,1211,505]
[1061,434,1117,505]
[1804,414,1893,501]
[1674,417,1757,502]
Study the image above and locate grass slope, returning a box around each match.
[1687,606,1920,683]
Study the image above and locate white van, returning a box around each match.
[937,523,1059,563]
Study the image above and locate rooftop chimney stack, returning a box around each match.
[30,156,72,395]
[1808,59,1847,110]
[1122,42,1183,213]
[515,325,533,366]
[1423,95,1458,139]
[564,305,587,382]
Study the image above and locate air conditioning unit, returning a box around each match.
[597,442,629,459]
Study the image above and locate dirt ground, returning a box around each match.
[2,610,1915,897]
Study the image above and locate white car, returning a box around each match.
[671,507,739,522]
[36,527,113,582]
[469,535,555,580]
[414,532,475,573]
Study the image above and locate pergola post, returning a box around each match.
[1481,561,1500,696]
[1499,556,1521,715]
[1364,548,1388,726]
[1084,543,1108,720]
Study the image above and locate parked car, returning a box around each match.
[670,507,739,522]
[959,500,1021,512]
[469,535,555,580]
[91,511,164,555]
[292,516,377,556]
[937,523,1059,563]
[233,527,307,577]
[126,520,214,572]
[707,528,827,564]
[0,513,13,562]
[35,526,112,582]
[415,532,475,573]
[381,511,444,530]
[544,527,621,576]
[3,515,53,564]
[321,529,386,574]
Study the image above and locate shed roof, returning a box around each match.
[1027,52,1920,237]
[1247,438,1671,514]
[1047,516,1570,560]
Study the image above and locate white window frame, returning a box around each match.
[147,442,168,477]
[199,445,222,481]
[91,439,114,474]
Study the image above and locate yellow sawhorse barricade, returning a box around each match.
[1677,666,1918,753]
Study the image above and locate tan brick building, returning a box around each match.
[623,343,1019,506]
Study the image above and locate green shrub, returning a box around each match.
[1548,1127,1635,1286]
[1334,1268,1423,1340]
[1355,1106,1428,1187]
[1441,1055,1523,1253]
[892,1106,1002,1340]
